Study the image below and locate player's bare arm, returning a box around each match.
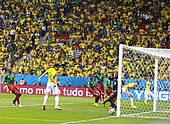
[38,71,47,80]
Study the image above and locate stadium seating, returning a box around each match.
[0,0,169,80]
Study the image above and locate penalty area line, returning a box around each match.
[62,116,117,124]
[0,116,65,123]
[0,103,74,108]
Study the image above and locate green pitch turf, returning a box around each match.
[0,93,169,124]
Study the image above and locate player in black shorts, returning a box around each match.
[102,75,118,110]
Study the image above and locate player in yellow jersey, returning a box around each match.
[122,81,139,108]
[38,63,62,110]
[144,78,154,104]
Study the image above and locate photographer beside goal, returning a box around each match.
[122,81,139,108]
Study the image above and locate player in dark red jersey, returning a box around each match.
[88,75,101,106]
[4,69,22,107]
[94,69,105,102]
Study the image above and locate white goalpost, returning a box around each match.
[117,44,170,120]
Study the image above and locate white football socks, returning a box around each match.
[55,95,59,107]
[130,97,133,105]
[43,94,48,105]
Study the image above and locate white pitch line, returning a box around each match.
[0,103,74,108]
[0,116,65,123]
[62,116,117,124]
[0,116,117,124]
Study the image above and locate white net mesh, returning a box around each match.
[118,44,170,120]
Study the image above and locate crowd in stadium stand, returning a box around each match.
[0,0,169,80]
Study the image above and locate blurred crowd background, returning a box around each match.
[0,0,169,80]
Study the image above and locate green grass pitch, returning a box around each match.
[0,93,169,124]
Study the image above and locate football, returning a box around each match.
[109,108,115,115]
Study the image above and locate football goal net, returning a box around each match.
[117,44,170,120]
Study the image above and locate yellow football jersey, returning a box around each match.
[46,68,57,83]
[146,81,151,90]
[124,83,135,89]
